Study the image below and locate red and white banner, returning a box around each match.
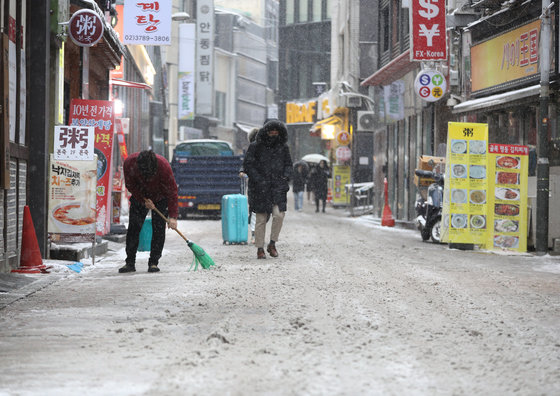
[69,99,115,236]
[410,0,447,61]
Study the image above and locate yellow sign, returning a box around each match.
[332,165,350,206]
[442,122,489,245]
[486,144,529,252]
[286,100,317,124]
[471,19,540,92]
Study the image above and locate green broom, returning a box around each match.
[152,207,215,271]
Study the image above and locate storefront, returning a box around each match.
[452,13,560,248]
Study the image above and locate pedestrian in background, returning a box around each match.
[292,162,308,211]
[243,119,293,259]
[239,127,260,243]
[120,150,178,273]
[308,160,330,213]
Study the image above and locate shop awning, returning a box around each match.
[110,79,152,90]
[451,84,540,114]
[360,50,417,87]
[309,115,343,136]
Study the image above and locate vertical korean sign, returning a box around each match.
[410,0,447,61]
[443,123,489,245]
[123,0,172,45]
[196,0,214,115]
[69,99,114,236]
[486,144,529,252]
[178,23,196,120]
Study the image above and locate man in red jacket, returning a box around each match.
[119,150,178,273]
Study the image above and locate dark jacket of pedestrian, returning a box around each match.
[292,164,308,193]
[243,120,293,214]
[124,151,179,218]
[308,160,330,201]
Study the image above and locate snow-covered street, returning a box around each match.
[0,203,559,395]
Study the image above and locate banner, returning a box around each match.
[486,144,529,252]
[442,122,489,245]
[69,99,115,236]
[196,0,214,115]
[48,155,97,236]
[115,118,128,160]
[178,23,196,120]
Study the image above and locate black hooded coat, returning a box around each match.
[243,120,293,213]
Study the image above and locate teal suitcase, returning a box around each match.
[221,194,248,244]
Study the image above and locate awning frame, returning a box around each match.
[451,84,541,114]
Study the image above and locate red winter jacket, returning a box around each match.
[123,152,178,218]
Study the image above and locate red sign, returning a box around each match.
[69,99,115,235]
[410,0,447,61]
[68,9,104,47]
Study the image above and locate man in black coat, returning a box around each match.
[243,119,293,259]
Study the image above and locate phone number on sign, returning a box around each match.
[124,35,170,43]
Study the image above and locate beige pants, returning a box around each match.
[255,205,285,248]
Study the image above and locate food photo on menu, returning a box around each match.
[451,139,467,154]
[469,189,486,204]
[470,214,486,229]
[496,171,520,185]
[451,164,467,178]
[494,219,519,233]
[469,165,486,179]
[496,155,521,169]
[495,187,520,201]
[469,140,486,155]
[494,234,519,249]
[494,203,520,216]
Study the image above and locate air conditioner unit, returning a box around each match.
[357,111,375,132]
[341,95,362,108]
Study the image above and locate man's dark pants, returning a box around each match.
[126,197,168,267]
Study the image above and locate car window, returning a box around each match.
[175,142,233,156]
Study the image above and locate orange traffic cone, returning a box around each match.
[12,206,50,274]
[381,177,395,227]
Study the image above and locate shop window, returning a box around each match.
[299,0,308,22]
[286,0,294,24]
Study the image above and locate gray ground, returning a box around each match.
[0,201,559,396]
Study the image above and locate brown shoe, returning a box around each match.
[267,243,278,257]
[257,248,266,259]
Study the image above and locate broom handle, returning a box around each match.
[151,206,190,243]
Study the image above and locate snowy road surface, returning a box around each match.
[0,205,559,395]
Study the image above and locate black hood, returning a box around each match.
[257,119,288,146]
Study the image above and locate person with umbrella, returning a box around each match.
[292,161,308,211]
[243,119,293,259]
[308,159,330,213]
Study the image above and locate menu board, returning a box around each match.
[486,144,529,252]
[443,122,489,245]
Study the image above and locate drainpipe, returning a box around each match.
[536,0,552,254]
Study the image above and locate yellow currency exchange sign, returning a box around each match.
[442,122,489,245]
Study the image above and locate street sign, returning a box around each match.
[336,146,352,161]
[414,70,447,102]
[68,9,104,47]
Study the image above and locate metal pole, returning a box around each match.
[536,0,552,254]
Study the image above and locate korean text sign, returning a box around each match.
[196,0,214,115]
[123,1,171,45]
[54,125,94,161]
[486,144,529,252]
[442,122,489,245]
[410,0,447,61]
[69,99,114,236]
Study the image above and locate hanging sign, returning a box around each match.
[410,0,447,61]
[123,0,172,45]
[414,70,447,102]
[68,9,104,47]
